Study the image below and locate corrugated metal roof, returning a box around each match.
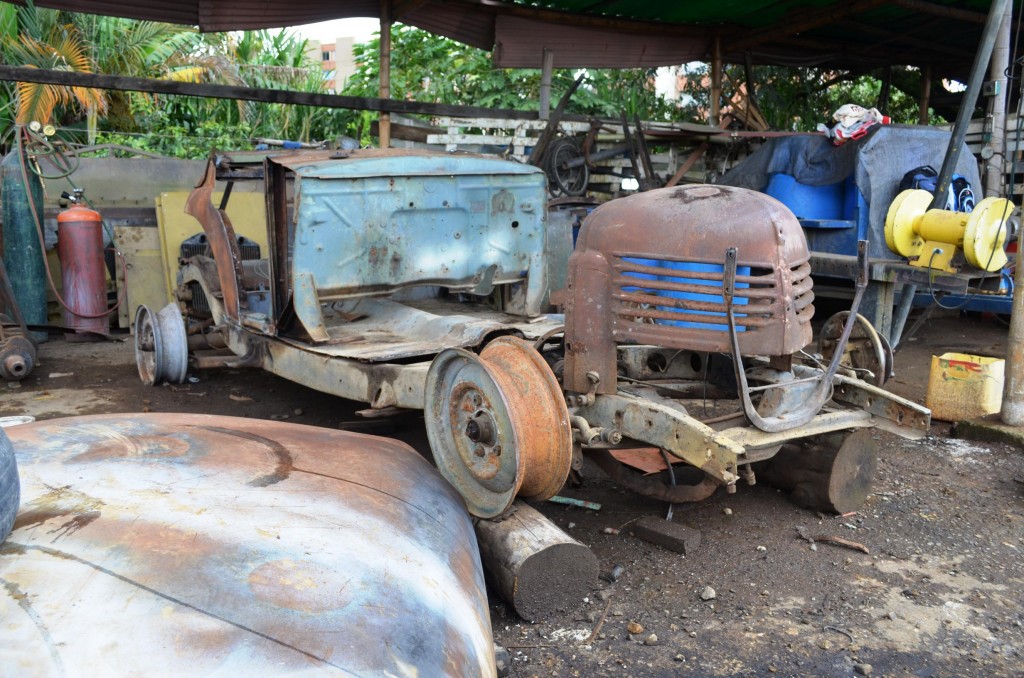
[19,0,1004,79]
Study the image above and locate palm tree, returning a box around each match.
[1,3,106,134]
[1,2,200,142]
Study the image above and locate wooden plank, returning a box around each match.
[0,65,546,121]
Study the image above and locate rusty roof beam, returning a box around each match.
[726,0,889,53]
[467,0,710,37]
[843,18,975,61]
[890,0,987,23]
[392,0,434,20]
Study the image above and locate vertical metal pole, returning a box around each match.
[1003,231,1024,425]
[984,2,1012,198]
[379,0,392,149]
[998,0,1024,423]
[710,36,722,126]
[539,48,554,120]
[928,0,1010,210]
[918,64,931,125]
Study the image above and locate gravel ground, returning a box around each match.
[3,312,1022,677]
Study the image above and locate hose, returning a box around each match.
[15,125,126,321]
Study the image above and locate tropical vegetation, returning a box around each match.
[0,2,939,159]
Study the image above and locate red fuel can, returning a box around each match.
[57,203,108,340]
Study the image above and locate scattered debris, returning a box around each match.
[602,527,619,535]
[47,372,73,378]
[644,633,658,646]
[854,663,874,676]
[631,516,701,555]
[494,644,511,677]
[723,508,733,515]
[229,393,254,402]
[700,586,717,601]
[825,625,854,642]
[548,496,602,511]
[583,596,613,644]
[626,621,644,635]
[756,545,767,552]
[604,564,625,582]
[545,628,590,642]
[795,526,870,554]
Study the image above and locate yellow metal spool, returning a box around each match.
[884,188,1014,272]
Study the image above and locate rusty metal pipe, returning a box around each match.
[187,331,227,351]
[2,352,27,378]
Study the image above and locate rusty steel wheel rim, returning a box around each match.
[425,337,572,518]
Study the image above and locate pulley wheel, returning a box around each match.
[546,138,589,197]
[135,303,188,385]
[817,311,892,386]
[884,189,930,258]
[425,336,572,518]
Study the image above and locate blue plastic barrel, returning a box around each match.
[765,173,844,220]
[656,261,749,331]
[622,257,659,292]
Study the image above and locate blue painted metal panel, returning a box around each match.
[291,158,547,311]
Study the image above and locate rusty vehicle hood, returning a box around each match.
[0,413,495,676]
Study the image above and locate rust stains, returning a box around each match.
[191,425,294,487]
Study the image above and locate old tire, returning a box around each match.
[0,427,19,543]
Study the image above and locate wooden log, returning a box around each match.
[754,429,878,514]
[474,500,598,621]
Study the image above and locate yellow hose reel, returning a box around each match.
[884,189,1015,272]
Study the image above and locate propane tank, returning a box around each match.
[57,189,108,340]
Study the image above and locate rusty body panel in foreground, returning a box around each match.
[0,413,495,676]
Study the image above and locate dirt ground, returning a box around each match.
[3,311,1023,677]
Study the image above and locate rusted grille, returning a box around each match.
[181,233,261,316]
[613,256,775,330]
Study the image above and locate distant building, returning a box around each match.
[306,36,357,92]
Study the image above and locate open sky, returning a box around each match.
[290,17,380,45]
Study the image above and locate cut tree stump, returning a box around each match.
[754,428,878,514]
[474,500,598,621]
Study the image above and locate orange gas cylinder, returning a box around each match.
[57,199,108,340]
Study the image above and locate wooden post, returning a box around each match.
[539,48,555,120]
[878,65,892,113]
[754,429,878,514]
[710,36,722,126]
[379,0,392,148]
[918,64,931,125]
[474,500,598,621]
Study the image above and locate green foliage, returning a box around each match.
[95,116,254,158]
[679,63,939,131]
[337,25,677,142]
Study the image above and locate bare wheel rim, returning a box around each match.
[134,304,163,386]
[425,337,571,518]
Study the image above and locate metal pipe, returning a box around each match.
[984,2,1012,198]
[539,48,554,120]
[379,0,392,148]
[929,0,1010,210]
